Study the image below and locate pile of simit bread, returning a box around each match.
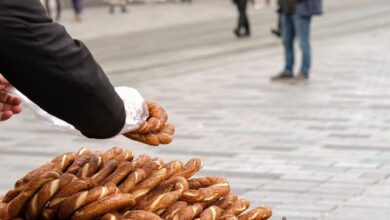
[0,147,272,220]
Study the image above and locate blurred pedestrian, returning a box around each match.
[271,0,322,81]
[44,0,62,21]
[107,0,128,14]
[271,0,282,37]
[233,0,251,38]
[181,0,192,3]
[71,0,83,22]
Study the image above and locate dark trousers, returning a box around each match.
[236,0,250,34]
[71,0,83,14]
[44,0,61,21]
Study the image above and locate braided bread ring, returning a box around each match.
[101,213,121,220]
[3,171,60,220]
[66,151,100,175]
[141,158,165,178]
[25,174,77,220]
[181,177,230,203]
[199,206,223,220]
[42,179,92,219]
[76,155,102,179]
[238,206,272,220]
[51,152,77,172]
[9,160,62,201]
[118,169,146,193]
[213,194,238,209]
[13,152,75,192]
[100,162,136,186]
[112,150,134,164]
[173,158,203,179]
[125,124,175,146]
[161,201,188,220]
[130,168,168,201]
[72,193,135,220]
[131,154,153,168]
[137,177,189,214]
[174,203,204,220]
[97,147,125,164]
[220,199,250,219]
[140,175,185,205]
[89,160,119,186]
[122,210,162,220]
[58,183,118,219]
[133,102,168,134]
[164,161,184,179]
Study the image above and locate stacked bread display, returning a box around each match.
[0,147,272,220]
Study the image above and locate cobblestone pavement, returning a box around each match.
[1,0,390,219]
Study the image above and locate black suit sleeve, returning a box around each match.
[0,0,126,139]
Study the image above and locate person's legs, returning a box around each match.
[237,1,245,33]
[282,13,295,74]
[120,0,127,13]
[45,0,52,17]
[56,0,61,21]
[242,0,250,35]
[72,0,83,21]
[294,14,312,76]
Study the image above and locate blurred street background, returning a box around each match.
[2,0,390,219]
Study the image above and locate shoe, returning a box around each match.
[233,29,240,37]
[270,72,293,81]
[242,32,251,37]
[271,29,281,37]
[295,73,309,80]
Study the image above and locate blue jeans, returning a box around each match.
[282,14,312,75]
[72,0,83,14]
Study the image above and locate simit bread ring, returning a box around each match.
[238,206,272,220]
[72,193,135,220]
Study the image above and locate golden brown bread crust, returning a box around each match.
[3,171,60,220]
[199,206,223,220]
[0,148,272,220]
[25,174,77,220]
[124,102,175,146]
[72,193,135,220]
[122,210,162,220]
[238,206,272,220]
[161,201,188,220]
[58,183,119,219]
[220,199,250,219]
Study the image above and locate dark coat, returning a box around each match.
[296,0,323,16]
[0,0,126,138]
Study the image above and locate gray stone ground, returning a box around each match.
[1,0,390,219]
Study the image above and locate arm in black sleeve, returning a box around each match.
[0,0,126,138]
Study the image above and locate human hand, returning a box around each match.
[0,74,22,121]
[123,102,175,146]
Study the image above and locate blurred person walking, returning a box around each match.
[44,0,62,21]
[233,0,251,38]
[107,0,128,14]
[71,0,83,22]
[181,0,192,3]
[271,0,322,81]
[271,0,282,37]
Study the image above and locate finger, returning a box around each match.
[11,104,22,114]
[0,92,21,104]
[0,110,13,121]
[9,95,22,105]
